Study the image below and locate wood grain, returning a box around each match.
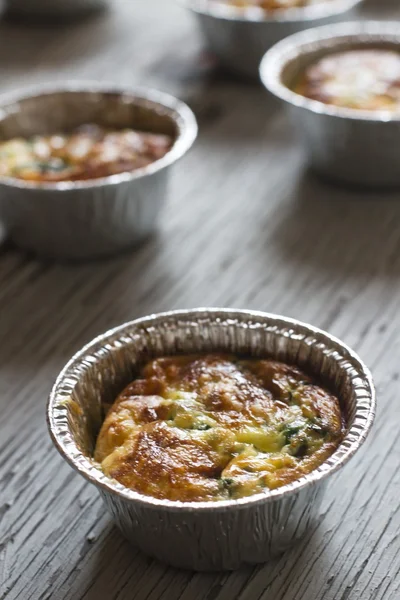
[1,1,400,598]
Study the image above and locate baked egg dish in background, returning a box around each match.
[260,22,400,187]
[0,125,172,183]
[209,0,334,11]
[294,48,400,112]
[181,0,363,79]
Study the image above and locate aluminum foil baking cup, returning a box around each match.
[47,308,375,570]
[0,83,197,260]
[260,21,400,187]
[182,0,363,79]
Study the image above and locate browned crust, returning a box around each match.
[95,354,344,502]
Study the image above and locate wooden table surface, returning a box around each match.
[1,1,400,599]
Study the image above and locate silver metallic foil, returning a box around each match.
[48,309,375,570]
[182,0,363,79]
[0,83,197,260]
[261,21,400,187]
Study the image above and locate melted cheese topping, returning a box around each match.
[95,355,344,502]
[210,0,330,11]
[0,124,172,182]
[295,49,400,112]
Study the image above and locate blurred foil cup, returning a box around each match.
[260,21,400,187]
[0,84,197,260]
[181,0,364,79]
[47,308,375,571]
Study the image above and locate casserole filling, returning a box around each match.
[294,49,400,112]
[0,124,172,182]
[210,0,331,11]
[95,354,344,502]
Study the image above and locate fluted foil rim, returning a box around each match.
[260,20,400,122]
[47,308,375,512]
[0,81,198,191]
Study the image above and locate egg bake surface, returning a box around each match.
[95,354,344,502]
[209,0,332,11]
[0,124,173,182]
[294,49,400,112]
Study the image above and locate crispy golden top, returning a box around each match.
[95,355,344,502]
[0,124,172,182]
[211,0,330,11]
[295,50,400,112]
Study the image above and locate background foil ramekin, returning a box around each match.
[260,21,400,187]
[181,0,363,79]
[0,83,197,261]
[47,309,375,571]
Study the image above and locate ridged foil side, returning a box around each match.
[48,309,375,570]
[0,85,197,260]
[260,21,400,186]
[100,480,327,570]
[0,169,168,260]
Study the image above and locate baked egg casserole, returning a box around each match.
[294,49,400,112]
[0,124,172,183]
[95,354,344,502]
[210,0,331,11]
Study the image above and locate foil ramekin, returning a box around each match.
[47,308,375,571]
[0,83,197,260]
[181,0,363,79]
[260,21,400,187]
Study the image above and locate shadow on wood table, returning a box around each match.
[70,512,327,600]
[270,170,400,281]
[0,247,156,369]
[185,83,281,142]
